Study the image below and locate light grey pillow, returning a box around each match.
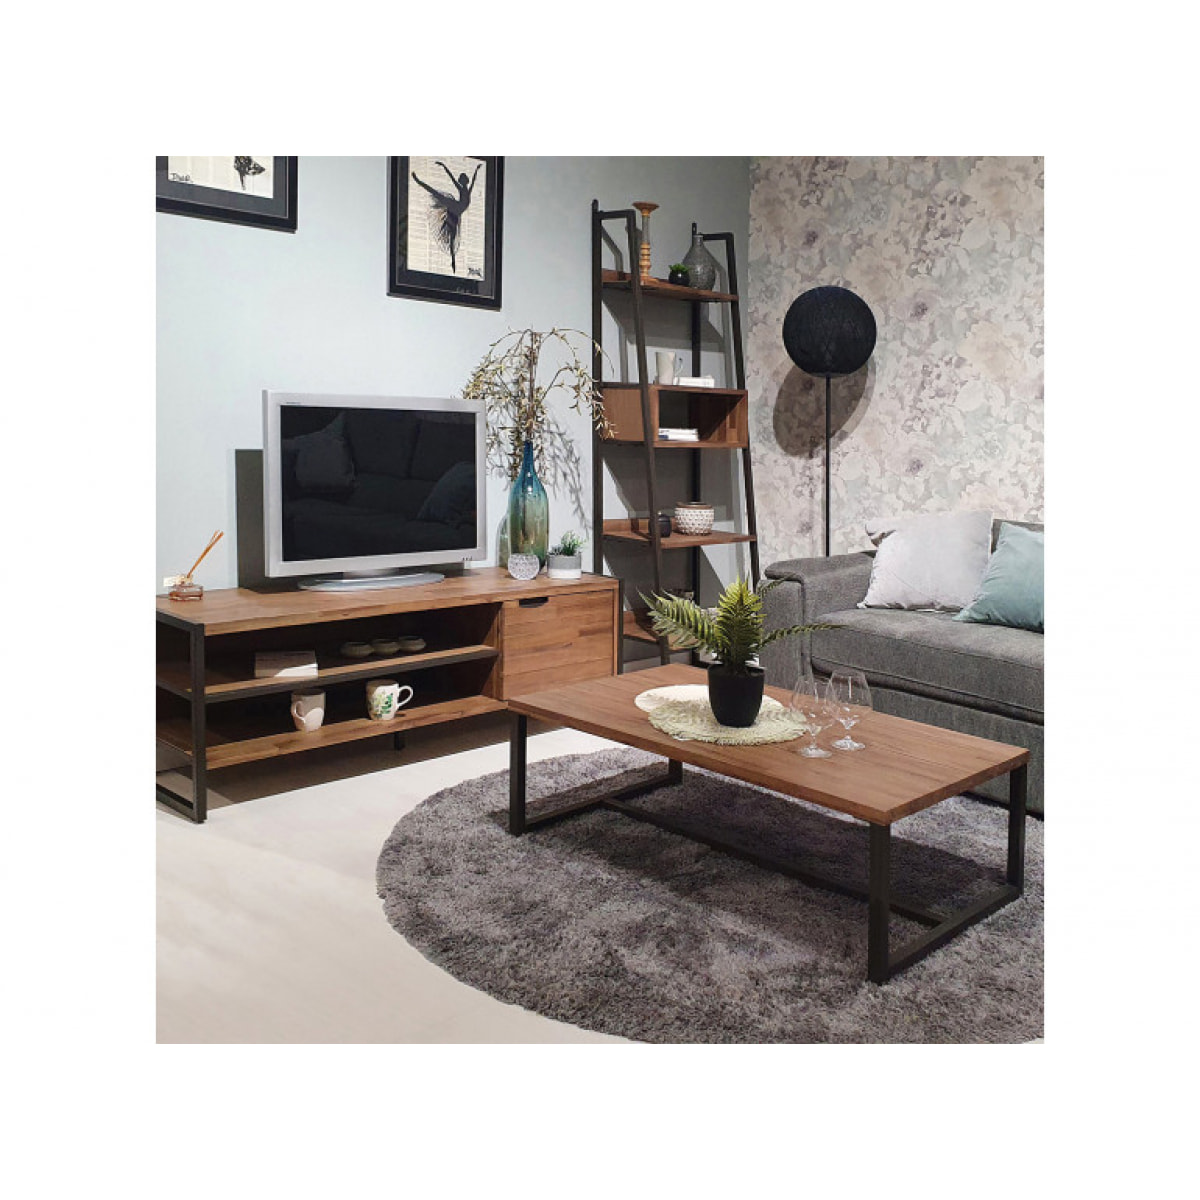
[860,510,992,612]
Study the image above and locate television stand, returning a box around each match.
[156,567,620,823]
[298,571,445,591]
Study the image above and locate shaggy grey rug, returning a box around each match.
[377,748,1043,1043]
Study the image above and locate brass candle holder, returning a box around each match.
[632,201,658,283]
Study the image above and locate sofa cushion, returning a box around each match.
[860,510,992,612]
[811,607,1043,723]
[957,522,1044,632]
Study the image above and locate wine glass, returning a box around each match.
[828,669,872,751]
[789,671,833,758]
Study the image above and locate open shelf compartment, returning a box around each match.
[156,655,503,769]
[600,384,748,448]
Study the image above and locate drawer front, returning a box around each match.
[500,592,616,698]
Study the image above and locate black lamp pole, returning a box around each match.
[782,286,877,557]
[823,374,832,557]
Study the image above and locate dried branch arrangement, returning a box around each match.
[462,328,612,482]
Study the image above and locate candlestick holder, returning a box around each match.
[632,201,658,283]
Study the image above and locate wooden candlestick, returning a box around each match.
[632,201,658,282]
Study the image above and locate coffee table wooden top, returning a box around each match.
[507,664,1029,825]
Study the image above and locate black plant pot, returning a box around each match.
[707,663,765,728]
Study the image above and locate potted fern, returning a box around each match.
[644,576,838,727]
[547,530,585,580]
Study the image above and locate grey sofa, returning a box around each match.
[760,526,1044,814]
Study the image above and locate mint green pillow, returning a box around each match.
[954,523,1044,632]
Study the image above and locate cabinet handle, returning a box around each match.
[518,597,550,607]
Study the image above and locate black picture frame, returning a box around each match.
[388,157,503,309]
[156,157,298,232]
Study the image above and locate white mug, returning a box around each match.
[655,351,676,385]
[366,678,414,721]
[291,689,326,732]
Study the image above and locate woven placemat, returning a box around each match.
[635,685,808,746]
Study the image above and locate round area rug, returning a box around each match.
[376,748,1043,1043]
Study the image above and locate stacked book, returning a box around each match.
[673,375,716,388]
[254,650,318,679]
[657,427,700,442]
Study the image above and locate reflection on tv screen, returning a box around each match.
[279,407,478,562]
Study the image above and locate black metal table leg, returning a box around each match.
[190,625,207,824]
[509,712,528,835]
[1007,762,1027,890]
[667,759,683,785]
[867,823,892,984]
[155,623,208,823]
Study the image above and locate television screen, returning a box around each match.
[263,394,485,580]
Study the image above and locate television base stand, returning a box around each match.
[298,571,445,591]
[156,568,620,822]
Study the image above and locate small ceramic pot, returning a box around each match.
[547,553,582,580]
[707,663,765,727]
[668,267,689,286]
[675,502,715,536]
[655,513,672,539]
[507,553,541,581]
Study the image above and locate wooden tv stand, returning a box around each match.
[156,569,620,822]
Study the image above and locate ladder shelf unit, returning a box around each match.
[590,201,760,667]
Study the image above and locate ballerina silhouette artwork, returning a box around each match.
[233,156,266,190]
[411,159,482,274]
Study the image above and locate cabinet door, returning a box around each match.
[499,591,616,699]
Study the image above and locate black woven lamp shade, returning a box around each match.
[782,286,876,377]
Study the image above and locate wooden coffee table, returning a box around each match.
[507,664,1030,984]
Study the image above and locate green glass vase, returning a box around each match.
[507,439,549,565]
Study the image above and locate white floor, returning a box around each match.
[156,715,631,1043]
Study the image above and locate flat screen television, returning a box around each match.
[262,391,487,590]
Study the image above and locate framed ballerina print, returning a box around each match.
[156,157,298,231]
[388,156,503,308]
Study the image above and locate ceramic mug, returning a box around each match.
[655,351,676,385]
[366,678,414,721]
[291,689,326,732]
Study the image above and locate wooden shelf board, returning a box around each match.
[156,643,499,703]
[156,694,507,768]
[601,268,737,303]
[605,438,749,450]
[603,522,755,550]
[599,382,747,400]
[622,610,693,651]
[154,568,617,635]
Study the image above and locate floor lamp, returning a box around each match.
[782,286,877,556]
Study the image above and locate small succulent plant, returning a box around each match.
[550,530,586,557]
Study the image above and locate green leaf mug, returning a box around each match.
[366,678,414,721]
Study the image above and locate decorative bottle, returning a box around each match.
[507,439,549,565]
[681,225,719,291]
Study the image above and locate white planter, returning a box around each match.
[675,502,715,536]
[546,553,582,580]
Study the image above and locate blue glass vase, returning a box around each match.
[507,439,549,565]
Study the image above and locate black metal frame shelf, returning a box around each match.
[591,202,759,666]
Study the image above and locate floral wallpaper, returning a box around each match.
[746,156,1044,562]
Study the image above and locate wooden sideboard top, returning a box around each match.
[156,568,619,634]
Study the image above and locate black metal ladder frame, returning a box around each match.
[590,204,759,667]
[508,712,1027,985]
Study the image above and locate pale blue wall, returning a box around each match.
[156,156,750,589]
